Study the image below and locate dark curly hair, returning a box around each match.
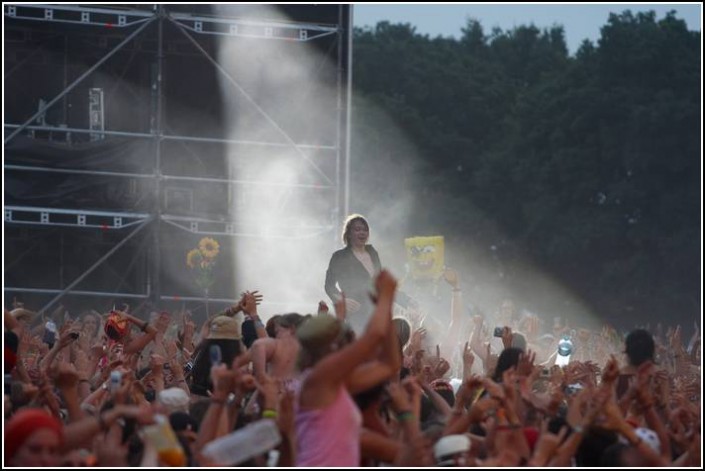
[624,329,654,367]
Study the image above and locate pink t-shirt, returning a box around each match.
[295,378,362,467]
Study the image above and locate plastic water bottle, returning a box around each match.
[141,414,186,467]
[202,419,282,465]
[43,320,57,346]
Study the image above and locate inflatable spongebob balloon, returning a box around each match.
[405,236,445,280]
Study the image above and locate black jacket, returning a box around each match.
[324,245,381,304]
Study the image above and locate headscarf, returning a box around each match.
[104,310,129,340]
[4,408,64,463]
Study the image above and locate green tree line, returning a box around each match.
[350,10,700,328]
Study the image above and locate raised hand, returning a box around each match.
[597,394,628,432]
[601,355,620,385]
[671,324,682,344]
[472,314,484,327]
[54,362,80,389]
[402,376,424,415]
[169,356,185,383]
[408,327,427,354]
[375,269,398,298]
[530,420,569,466]
[453,377,474,409]
[57,322,81,350]
[462,341,475,379]
[234,290,262,312]
[565,384,593,428]
[241,291,260,316]
[386,381,413,414]
[516,349,536,378]
[481,376,506,402]
[433,357,450,380]
[410,349,425,376]
[149,353,165,372]
[442,268,459,289]
[245,290,264,305]
[181,311,195,339]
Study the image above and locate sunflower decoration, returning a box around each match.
[186,249,203,269]
[186,237,221,291]
[199,237,220,260]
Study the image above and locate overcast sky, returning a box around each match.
[353,3,702,54]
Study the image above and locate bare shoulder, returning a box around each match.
[252,336,276,351]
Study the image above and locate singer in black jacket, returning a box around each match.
[324,215,381,331]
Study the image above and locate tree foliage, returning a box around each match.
[351,11,700,328]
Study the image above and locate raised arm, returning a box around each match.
[241,291,267,339]
[303,270,397,403]
[346,303,402,394]
[121,313,157,355]
[441,268,463,360]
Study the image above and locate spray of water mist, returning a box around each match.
[211,6,604,344]
[214,5,343,318]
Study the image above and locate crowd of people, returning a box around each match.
[3,215,701,467]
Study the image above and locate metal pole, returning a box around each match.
[4,164,333,188]
[334,5,343,242]
[149,4,165,306]
[4,16,155,145]
[4,123,337,149]
[4,123,155,139]
[6,287,149,299]
[344,6,353,219]
[37,218,151,314]
[168,16,334,185]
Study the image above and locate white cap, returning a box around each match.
[434,434,471,461]
[158,387,190,412]
[634,427,660,453]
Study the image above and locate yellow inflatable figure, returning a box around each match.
[405,236,445,281]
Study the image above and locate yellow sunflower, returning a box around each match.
[186,249,202,268]
[199,237,220,259]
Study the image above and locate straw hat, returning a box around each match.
[10,308,37,324]
[296,314,342,350]
[208,315,241,340]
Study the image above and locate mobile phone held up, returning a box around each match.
[43,321,58,347]
[209,344,222,366]
[493,326,504,338]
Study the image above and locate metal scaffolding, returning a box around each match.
[4,4,352,310]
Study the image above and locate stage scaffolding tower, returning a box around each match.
[4,4,353,315]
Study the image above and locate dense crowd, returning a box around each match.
[3,268,701,467]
